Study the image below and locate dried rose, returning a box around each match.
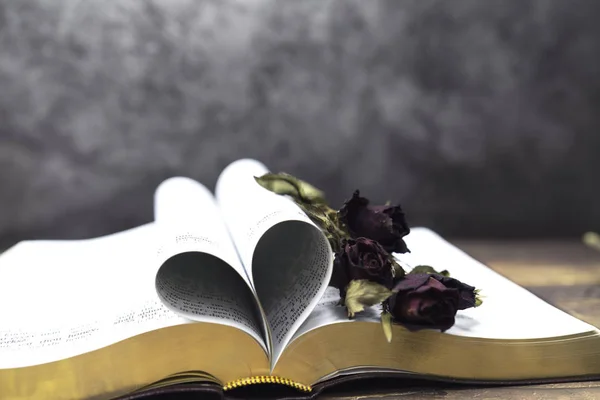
[389,273,476,332]
[330,238,394,298]
[339,191,410,254]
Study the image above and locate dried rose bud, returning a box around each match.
[339,191,410,254]
[331,238,394,298]
[389,273,476,332]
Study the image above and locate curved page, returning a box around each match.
[215,159,333,367]
[153,177,266,350]
[0,224,190,369]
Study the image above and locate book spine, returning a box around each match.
[223,376,312,392]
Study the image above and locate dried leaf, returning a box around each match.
[345,280,393,318]
[391,259,406,279]
[296,203,349,251]
[409,265,450,277]
[583,232,600,253]
[474,289,484,307]
[255,173,325,204]
[298,203,329,225]
[255,174,297,196]
[324,231,341,253]
[381,312,393,343]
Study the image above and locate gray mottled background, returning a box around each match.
[1,0,599,248]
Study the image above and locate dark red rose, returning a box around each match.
[339,191,410,254]
[330,238,394,297]
[389,273,476,332]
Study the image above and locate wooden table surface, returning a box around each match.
[327,239,600,400]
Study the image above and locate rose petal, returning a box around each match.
[392,273,431,292]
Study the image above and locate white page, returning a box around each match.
[214,160,316,284]
[0,224,191,369]
[154,177,250,285]
[215,159,333,367]
[291,227,597,343]
[152,177,266,349]
[291,287,381,341]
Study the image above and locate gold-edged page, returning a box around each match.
[124,370,222,394]
[215,159,333,368]
[1,322,270,400]
[0,224,193,399]
[274,227,600,385]
[153,177,266,351]
[276,322,600,386]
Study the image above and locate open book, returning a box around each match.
[1,159,599,400]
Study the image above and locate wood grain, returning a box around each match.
[327,239,600,399]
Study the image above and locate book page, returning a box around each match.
[400,228,598,339]
[154,252,264,346]
[0,176,272,369]
[0,224,191,369]
[215,159,333,367]
[214,160,316,284]
[290,287,380,342]
[154,177,251,286]
[291,228,597,343]
[153,177,266,348]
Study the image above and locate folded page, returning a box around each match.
[153,177,266,350]
[215,159,333,367]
